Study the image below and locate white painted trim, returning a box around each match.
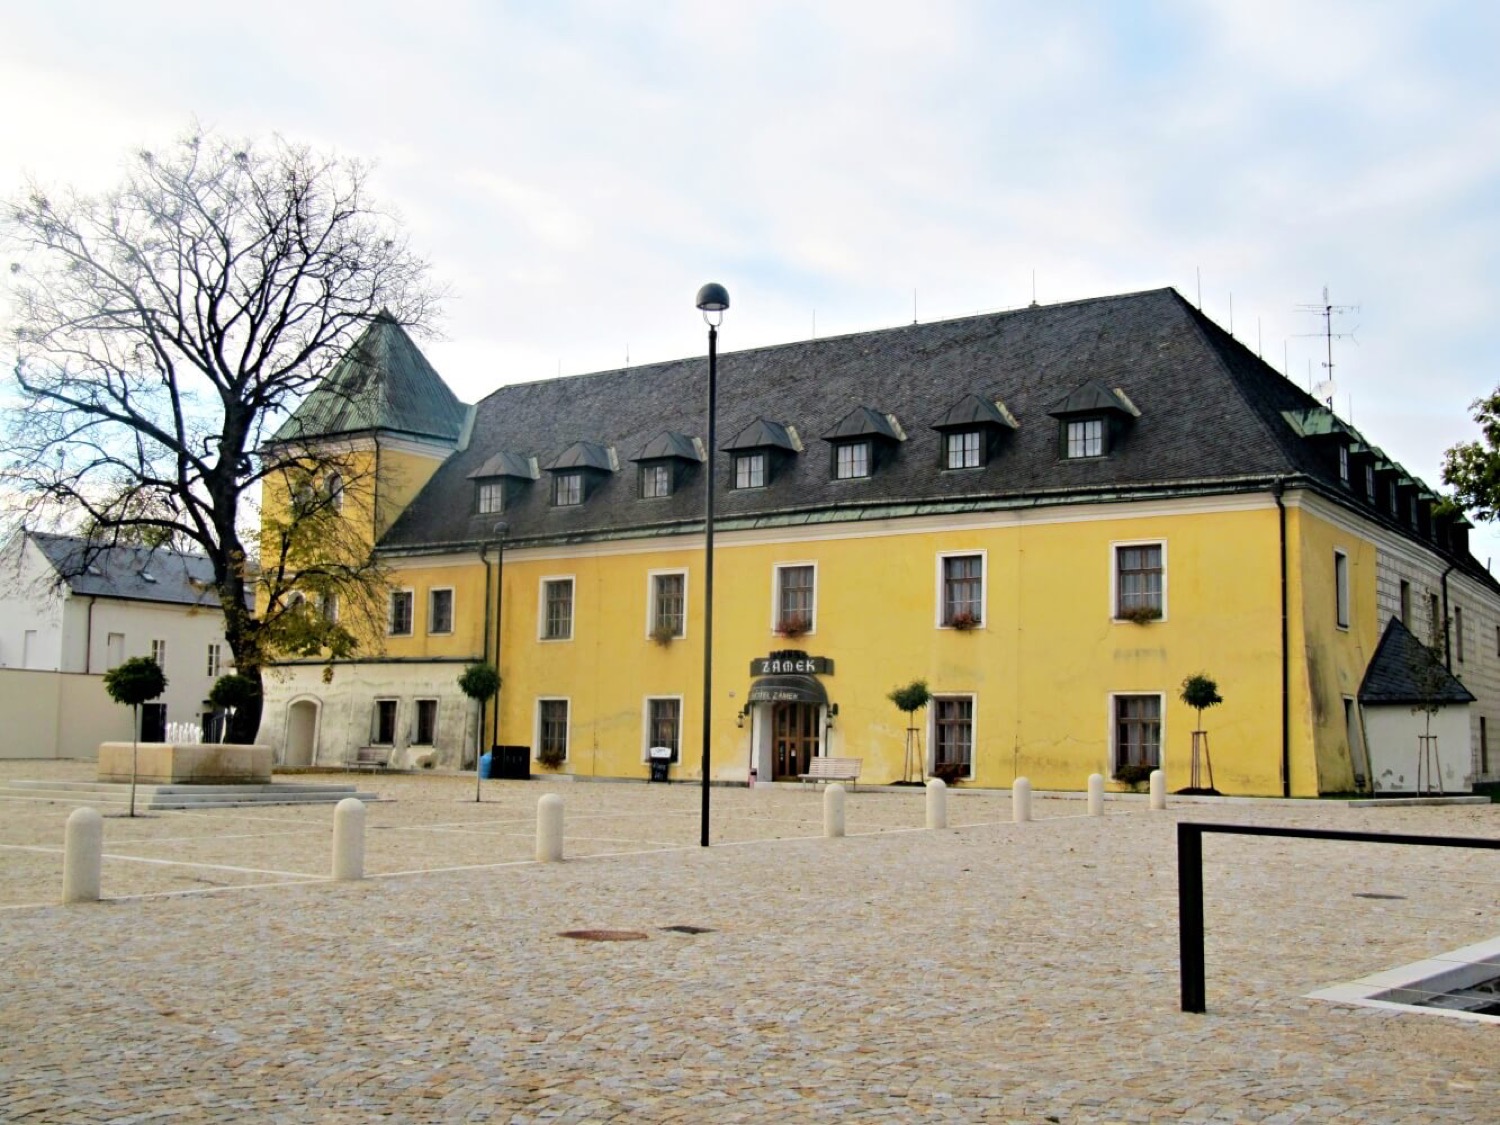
[537,575,575,642]
[427,586,455,635]
[410,697,440,746]
[934,549,987,630]
[1108,691,1166,777]
[645,569,689,641]
[927,692,978,778]
[641,695,684,762]
[771,561,818,636]
[535,696,571,763]
[1108,538,1168,624]
[371,697,400,746]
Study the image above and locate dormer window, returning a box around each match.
[545,441,617,508]
[554,471,583,507]
[724,418,800,491]
[735,452,767,489]
[933,393,1016,471]
[1364,463,1375,502]
[630,431,703,502]
[1338,444,1350,485]
[835,440,871,479]
[469,451,540,517]
[1050,381,1139,460]
[478,480,505,514]
[1066,419,1105,459]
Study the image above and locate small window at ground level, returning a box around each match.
[933,696,973,778]
[1065,418,1104,459]
[647,698,681,762]
[1114,694,1162,774]
[413,699,438,745]
[539,699,569,763]
[372,700,398,745]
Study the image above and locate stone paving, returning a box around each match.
[1,760,1498,1122]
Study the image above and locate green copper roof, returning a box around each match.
[272,314,469,444]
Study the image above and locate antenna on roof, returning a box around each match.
[625,343,630,368]
[1257,317,1263,358]
[913,288,918,325]
[1296,285,1359,411]
[1030,271,1039,308]
[1196,268,1202,310]
[812,309,816,339]
[1229,292,1234,335]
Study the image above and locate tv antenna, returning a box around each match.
[1296,286,1358,409]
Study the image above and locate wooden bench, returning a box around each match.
[354,747,391,771]
[799,756,862,790]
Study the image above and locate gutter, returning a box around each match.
[85,596,96,674]
[1273,479,1291,798]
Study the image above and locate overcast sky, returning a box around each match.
[4,1,1500,561]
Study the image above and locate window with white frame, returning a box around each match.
[1334,550,1349,629]
[389,589,414,636]
[933,696,974,777]
[641,463,672,499]
[1113,694,1162,773]
[538,699,569,762]
[1364,463,1375,502]
[206,643,221,678]
[372,699,398,745]
[553,471,583,507]
[945,430,983,470]
[429,588,454,635]
[939,553,984,628]
[775,564,815,634]
[413,699,438,745]
[1115,543,1164,620]
[106,632,125,670]
[477,480,505,514]
[646,697,681,762]
[542,578,574,640]
[834,441,871,480]
[150,638,167,668]
[650,572,686,639]
[1065,418,1104,459]
[734,452,767,490]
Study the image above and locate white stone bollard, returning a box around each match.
[331,797,366,881]
[824,783,845,838]
[62,807,103,904]
[925,777,947,829]
[1087,773,1104,817]
[1013,777,1032,823]
[537,794,564,862]
[1149,768,1166,810]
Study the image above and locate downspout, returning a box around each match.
[1273,479,1291,798]
[84,596,96,673]
[480,540,493,762]
[1439,562,1457,670]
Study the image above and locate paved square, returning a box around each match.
[2,761,1498,1122]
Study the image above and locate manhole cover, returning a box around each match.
[1353,892,1407,900]
[660,925,714,935]
[559,930,649,942]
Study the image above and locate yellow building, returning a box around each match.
[258,289,1500,796]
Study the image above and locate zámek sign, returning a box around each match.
[749,651,834,676]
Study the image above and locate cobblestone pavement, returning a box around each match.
[2,761,1498,1122]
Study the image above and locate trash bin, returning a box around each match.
[494,744,531,780]
[648,745,673,783]
[479,752,494,779]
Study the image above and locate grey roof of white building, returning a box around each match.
[28,533,227,608]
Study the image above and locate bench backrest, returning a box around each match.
[806,757,860,777]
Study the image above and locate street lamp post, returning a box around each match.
[492,520,508,752]
[695,282,729,848]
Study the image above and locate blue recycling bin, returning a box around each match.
[479,752,494,779]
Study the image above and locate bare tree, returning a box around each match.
[2,126,439,737]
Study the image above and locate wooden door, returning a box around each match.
[772,702,820,779]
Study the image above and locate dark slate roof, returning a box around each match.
[933,393,1018,431]
[375,288,1490,587]
[28,532,228,608]
[823,406,904,443]
[270,313,470,444]
[1359,617,1476,705]
[632,432,704,463]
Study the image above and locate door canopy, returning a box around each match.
[747,674,828,706]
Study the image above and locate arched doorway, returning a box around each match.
[284,699,320,766]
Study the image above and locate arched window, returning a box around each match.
[324,472,344,512]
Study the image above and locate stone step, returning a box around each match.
[4,780,367,795]
[0,781,382,809]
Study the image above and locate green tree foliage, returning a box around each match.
[1443,389,1500,521]
[458,662,502,702]
[103,656,168,708]
[1180,672,1223,734]
[887,679,931,716]
[208,673,261,712]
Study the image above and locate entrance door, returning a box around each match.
[772,702,820,779]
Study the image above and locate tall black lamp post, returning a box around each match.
[696,282,729,848]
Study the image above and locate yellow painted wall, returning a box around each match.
[375,500,1342,794]
[375,444,449,539]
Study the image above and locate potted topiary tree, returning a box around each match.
[458,662,501,802]
[208,673,260,744]
[887,679,931,783]
[103,656,168,817]
[1179,672,1223,795]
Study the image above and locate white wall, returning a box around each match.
[0,536,65,671]
[0,668,134,759]
[1362,703,1472,793]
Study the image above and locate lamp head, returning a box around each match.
[493,521,509,539]
[696,282,730,327]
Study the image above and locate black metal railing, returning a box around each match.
[1178,821,1500,1013]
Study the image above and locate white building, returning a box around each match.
[0,532,240,756]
